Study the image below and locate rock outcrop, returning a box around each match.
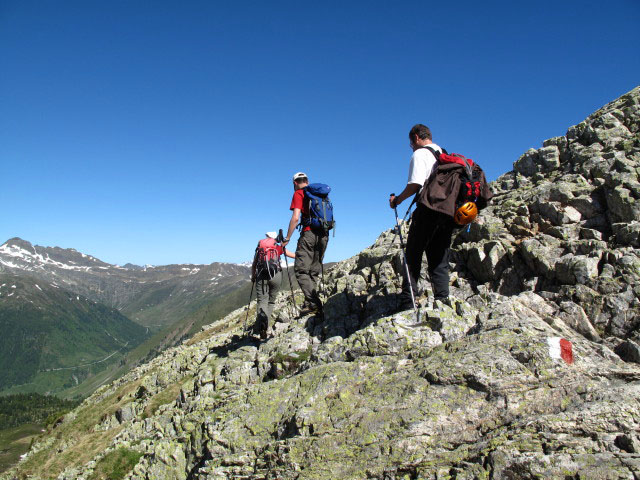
[4,87,640,480]
[456,86,640,347]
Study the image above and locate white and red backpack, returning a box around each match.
[255,238,281,279]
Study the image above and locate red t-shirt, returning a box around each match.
[290,189,311,232]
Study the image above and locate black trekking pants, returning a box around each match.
[401,205,454,305]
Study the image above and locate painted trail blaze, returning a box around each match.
[547,337,574,365]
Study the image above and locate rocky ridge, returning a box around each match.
[5,87,640,479]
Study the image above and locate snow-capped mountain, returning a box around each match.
[0,237,251,328]
[0,237,110,271]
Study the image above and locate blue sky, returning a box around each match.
[1,1,639,265]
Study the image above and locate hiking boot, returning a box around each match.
[434,297,451,310]
[298,302,316,316]
[299,301,323,317]
[252,315,268,339]
[259,322,269,340]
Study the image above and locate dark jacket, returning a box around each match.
[418,162,493,218]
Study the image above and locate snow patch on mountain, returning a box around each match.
[0,243,93,272]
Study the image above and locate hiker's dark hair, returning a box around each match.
[409,124,432,141]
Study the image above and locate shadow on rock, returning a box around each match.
[304,290,404,341]
[207,332,265,359]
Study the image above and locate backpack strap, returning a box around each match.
[462,158,473,180]
[426,146,473,178]
[423,146,448,156]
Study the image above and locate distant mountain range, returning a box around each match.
[0,237,251,328]
[0,237,252,397]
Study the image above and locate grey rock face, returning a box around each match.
[5,87,640,480]
[454,86,640,342]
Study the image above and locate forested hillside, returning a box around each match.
[0,394,78,430]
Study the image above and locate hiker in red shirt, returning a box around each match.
[282,172,329,316]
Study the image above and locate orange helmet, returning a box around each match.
[454,202,478,225]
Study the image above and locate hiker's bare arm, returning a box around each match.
[284,209,301,244]
[284,248,295,258]
[390,183,420,208]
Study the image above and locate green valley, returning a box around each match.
[0,274,147,397]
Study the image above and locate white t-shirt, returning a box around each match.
[407,143,442,186]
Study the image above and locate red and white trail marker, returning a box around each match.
[547,337,574,365]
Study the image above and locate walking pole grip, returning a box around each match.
[390,193,400,224]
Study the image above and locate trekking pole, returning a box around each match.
[278,229,298,317]
[243,279,255,334]
[283,255,297,317]
[381,196,416,260]
[401,196,417,223]
[243,247,260,334]
[391,193,418,320]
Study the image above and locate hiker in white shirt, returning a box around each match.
[389,124,453,309]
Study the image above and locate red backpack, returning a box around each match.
[415,146,493,225]
[426,147,485,207]
[255,238,281,279]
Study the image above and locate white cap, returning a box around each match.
[265,232,277,239]
[292,172,307,181]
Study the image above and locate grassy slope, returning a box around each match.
[2,264,329,477]
[0,424,42,474]
[0,274,148,397]
[53,275,257,399]
[120,275,249,328]
[0,393,78,473]
[0,262,308,400]
[8,278,267,479]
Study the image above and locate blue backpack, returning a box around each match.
[302,183,335,234]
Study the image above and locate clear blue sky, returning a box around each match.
[1,1,639,265]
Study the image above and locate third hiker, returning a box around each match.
[282,172,333,316]
[251,232,295,339]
